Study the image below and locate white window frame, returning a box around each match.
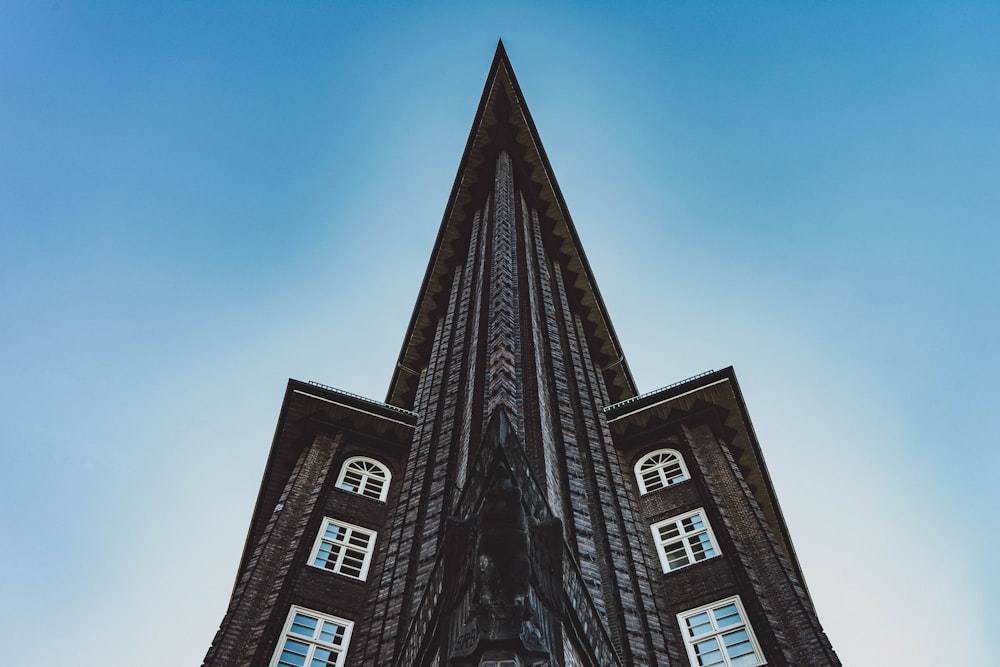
[308,517,376,581]
[651,508,721,573]
[677,596,765,667]
[269,605,354,667]
[336,455,391,502]
[634,448,690,494]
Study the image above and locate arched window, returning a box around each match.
[634,448,689,494]
[336,456,391,502]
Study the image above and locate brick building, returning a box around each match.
[204,43,839,667]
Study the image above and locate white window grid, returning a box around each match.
[336,456,391,502]
[309,518,376,580]
[651,508,720,573]
[678,596,765,667]
[634,448,690,494]
[270,606,354,667]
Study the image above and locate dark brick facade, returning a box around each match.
[204,43,839,667]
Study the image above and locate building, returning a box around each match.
[203,42,839,667]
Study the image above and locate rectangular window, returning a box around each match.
[309,518,376,580]
[270,606,353,667]
[651,508,720,572]
[678,597,765,667]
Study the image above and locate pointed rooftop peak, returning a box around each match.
[387,45,637,408]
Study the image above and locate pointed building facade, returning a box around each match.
[204,45,839,667]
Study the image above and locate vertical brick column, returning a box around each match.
[548,265,607,626]
[578,336,672,667]
[485,151,522,425]
[685,424,840,666]
[414,251,468,608]
[203,432,341,667]
[453,206,488,493]
[363,312,451,664]
[521,200,564,517]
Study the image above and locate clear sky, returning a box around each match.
[1,2,997,665]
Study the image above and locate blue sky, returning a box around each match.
[1,2,997,665]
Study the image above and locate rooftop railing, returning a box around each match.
[603,369,716,412]
[305,380,419,417]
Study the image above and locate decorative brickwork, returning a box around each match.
[204,432,340,667]
[684,423,839,666]
[486,151,522,423]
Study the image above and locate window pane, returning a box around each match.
[730,653,760,667]
[319,622,344,645]
[291,615,317,636]
[284,639,310,653]
[645,477,665,492]
[722,629,749,648]
[337,470,361,493]
[713,604,742,628]
[683,514,705,531]
[693,638,724,666]
[690,533,716,560]
[640,454,662,470]
[686,612,712,637]
[723,631,755,666]
[666,546,690,569]
[316,544,341,570]
[310,647,335,666]
[279,640,310,667]
[659,523,681,541]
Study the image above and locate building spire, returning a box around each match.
[386,44,636,412]
[204,43,839,667]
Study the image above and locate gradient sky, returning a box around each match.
[2,2,997,665]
